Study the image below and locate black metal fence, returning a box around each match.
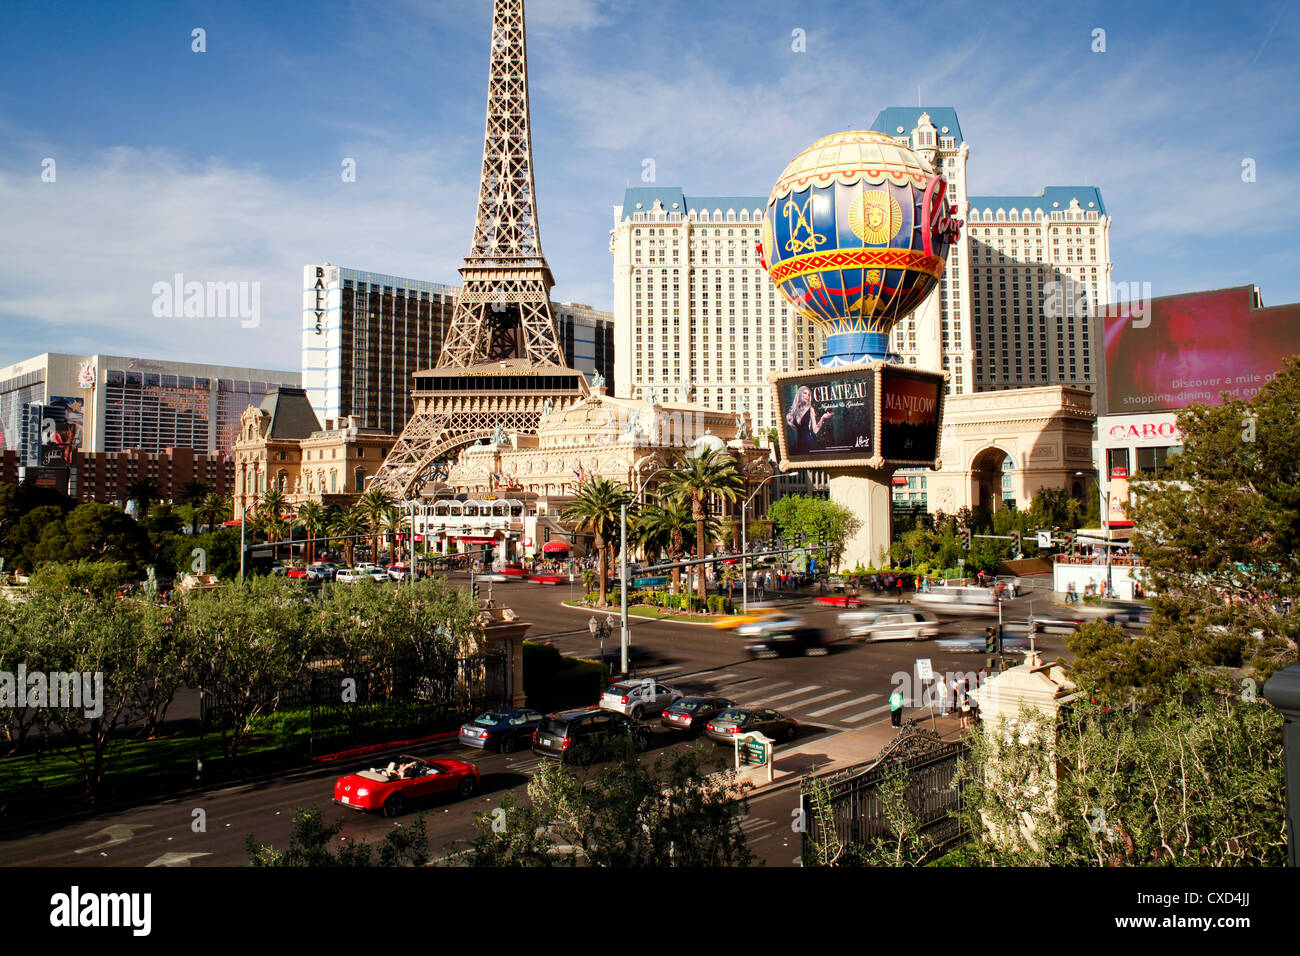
[801,722,968,865]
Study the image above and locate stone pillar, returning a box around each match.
[479,606,531,709]
[828,466,896,570]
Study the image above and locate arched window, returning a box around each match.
[355,468,366,491]
[330,470,338,493]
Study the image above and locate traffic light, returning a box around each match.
[543,526,550,544]
[1010,530,1021,553]
[961,528,972,549]
[984,626,996,653]
[472,582,481,601]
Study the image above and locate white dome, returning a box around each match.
[691,431,727,456]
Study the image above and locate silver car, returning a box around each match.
[840,607,939,641]
[599,679,682,719]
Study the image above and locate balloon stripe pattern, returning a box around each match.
[760,131,962,367]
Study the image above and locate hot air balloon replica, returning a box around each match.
[761,129,962,568]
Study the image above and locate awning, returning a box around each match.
[222,519,243,527]
[542,541,571,553]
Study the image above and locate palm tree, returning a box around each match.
[358,487,396,563]
[179,479,211,534]
[198,492,231,533]
[297,500,326,564]
[380,505,405,564]
[257,489,290,561]
[634,495,703,596]
[563,477,633,607]
[331,507,368,568]
[125,478,162,518]
[662,448,744,602]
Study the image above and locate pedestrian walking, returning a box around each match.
[936,676,948,715]
[960,685,971,730]
[889,686,904,727]
[1012,576,1021,599]
[951,676,961,714]
[896,577,905,598]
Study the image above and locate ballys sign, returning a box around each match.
[1107,420,1179,442]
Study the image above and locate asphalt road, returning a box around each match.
[0,576,1070,868]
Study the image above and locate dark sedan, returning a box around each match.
[661,696,736,733]
[743,625,829,658]
[458,708,544,753]
[704,707,798,744]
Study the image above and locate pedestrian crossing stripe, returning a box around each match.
[807,693,879,717]
[843,704,892,723]
[783,689,849,709]
[745,684,819,706]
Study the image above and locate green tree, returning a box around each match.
[357,487,396,562]
[1130,355,1300,680]
[248,807,429,866]
[125,477,162,517]
[183,576,311,758]
[766,494,861,569]
[178,479,211,534]
[20,574,182,798]
[330,506,368,568]
[296,500,326,565]
[198,492,231,534]
[632,495,700,595]
[955,679,1285,866]
[661,449,744,601]
[29,502,153,573]
[466,743,752,866]
[563,478,633,607]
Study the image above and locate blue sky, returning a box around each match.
[0,0,1295,371]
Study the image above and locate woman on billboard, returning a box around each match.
[786,385,833,455]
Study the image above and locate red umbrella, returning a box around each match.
[542,541,571,554]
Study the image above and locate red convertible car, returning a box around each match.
[332,755,480,817]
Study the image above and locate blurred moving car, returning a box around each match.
[499,564,528,577]
[913,585,999,614]
[332,755,479,817]
[478,572,508,584]
[743,625,829,658]
[458,708,544,753]
[839,607,940,641]
[704,707,798,743]
[661,696,735,733]
[600,678,682,718]
[734,614,808,638]
[531,708,650,764]
[712,607,783,630]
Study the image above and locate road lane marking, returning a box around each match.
[808,693,880,717]
[722,679,788,698]
[844,704,892,723]
[783,689,850,710]
[745,684,820,706]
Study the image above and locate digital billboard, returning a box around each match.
[22,397,84,470]
[774,368,876,467]
[880,368,944,463]
[1103,286,1300,414]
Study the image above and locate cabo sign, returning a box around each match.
[1107,420,1179,442]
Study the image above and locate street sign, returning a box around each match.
[957,558,965,567]
[1037,531,1052,548]
[916,658,934,681]
[633,576,669,587]
[735,731,774,783]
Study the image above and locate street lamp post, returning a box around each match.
[740,473,777,613]
[619,502,630,675]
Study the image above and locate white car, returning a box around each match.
[599,679,682,720]
[335,569,361,583]
[839,607,940,641]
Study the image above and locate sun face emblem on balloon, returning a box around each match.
[849,190,902,245]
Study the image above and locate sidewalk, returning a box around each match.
[725,709,967,796]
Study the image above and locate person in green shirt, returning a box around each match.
[890,687,904,727]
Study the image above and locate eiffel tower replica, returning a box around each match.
[370,0,588,499]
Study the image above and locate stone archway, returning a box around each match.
[969,446,1011,513]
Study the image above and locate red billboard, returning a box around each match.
[1103,286,1300,413]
